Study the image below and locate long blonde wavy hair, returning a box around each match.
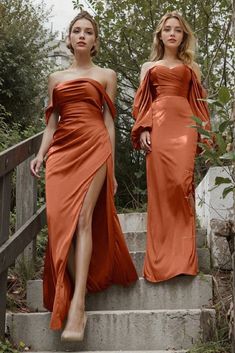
[150,11,196,64]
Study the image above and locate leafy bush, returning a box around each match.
[192,86,234,198]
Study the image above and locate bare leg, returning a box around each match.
[61,164,107,340]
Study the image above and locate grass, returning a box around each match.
[188,340,231,353]
[189,268,233,353]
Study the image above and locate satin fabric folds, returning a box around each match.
[43,78,138,330]
[131,64,210,283]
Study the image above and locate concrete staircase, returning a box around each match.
[6,213,215,352]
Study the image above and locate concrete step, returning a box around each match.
[118,212,147,232]
[132,248,211,276]
[27,275,212,313]
[6,309,215,351]
[29,351,188,353]
[118,213,207,246]
[124,229,207,252]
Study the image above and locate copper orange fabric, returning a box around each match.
[43,78,138,330]
[131,64,210,282]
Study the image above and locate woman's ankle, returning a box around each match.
[69,298,85,312]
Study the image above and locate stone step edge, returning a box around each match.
[7,309,215,351]
[28,274,212,283]
[26,274,212,313]
[123,230,207,249]
[8,308,214,315]
[28,351,188,353]
[123,228,206,233]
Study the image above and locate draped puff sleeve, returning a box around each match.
[131,69,153,150]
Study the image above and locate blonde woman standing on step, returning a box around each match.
[31,11,138,342]
[131,11,211,283]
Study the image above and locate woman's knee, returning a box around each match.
[77,207,93,233]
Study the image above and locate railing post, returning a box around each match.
[0,172,12,339]
[16,157,37,268]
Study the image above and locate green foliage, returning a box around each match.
[16,259,36,287]
[36,226,48,260]
[0,114,41,152]
[0,0,55,134]
[188,340,231,353]
[72,0,233,208]
[0,339,19,353]
[192,86,234,198]
[0,339,29,353]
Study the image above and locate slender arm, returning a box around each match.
[103,69,117,172]
[30,74,59,177]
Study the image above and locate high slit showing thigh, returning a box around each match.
[43,78,138,330]
[131,65,210,283]
[67,162,107,284]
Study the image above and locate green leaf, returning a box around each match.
[191,115,203,126]
[214,176,232,185]
[220,151,235,161]
[218,86,230,104]
[222,186,235,198]
[214,133,227,153]
[197,142,212,151]
[19,341,25,348]
[218,120,233,133]
[197,127,211,137]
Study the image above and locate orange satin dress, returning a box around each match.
[43,78,138,330]
[131,64,210,283]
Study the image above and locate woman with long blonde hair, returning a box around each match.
[131,11,211,282]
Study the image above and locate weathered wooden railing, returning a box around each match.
[0,132,46,339]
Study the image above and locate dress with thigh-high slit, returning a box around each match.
[131,64,210,283]
[43,78,138,330]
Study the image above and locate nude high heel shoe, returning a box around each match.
[61,312,87,342]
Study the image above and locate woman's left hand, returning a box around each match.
[113,175,118,195]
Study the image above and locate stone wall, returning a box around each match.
[196,166,234,269]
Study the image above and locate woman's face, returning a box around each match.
[160,17,184,50]
[69,18,96,55]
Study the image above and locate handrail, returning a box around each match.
[0,132,43,177]
[0,132,45,339]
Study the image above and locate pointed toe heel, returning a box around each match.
[61,313,87,342]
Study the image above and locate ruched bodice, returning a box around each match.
[46,78,115,123]
[54,80,105,117]
[43,78,138,330]
[150,65,191,100]
[46,79,115,159]
[131,63,211,283]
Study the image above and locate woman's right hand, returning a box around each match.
[140,130,152,153]
[30,155,44,178]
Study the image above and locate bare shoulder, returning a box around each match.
[190,61,201,82]
[100,67,117,82]
[96,68,117,101]
[48,70,68,87]
[142,61,154,70]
